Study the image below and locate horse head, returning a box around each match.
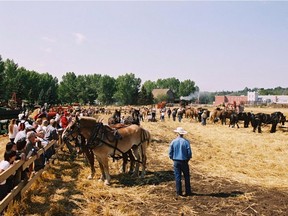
[62,116,81,144]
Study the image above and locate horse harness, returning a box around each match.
[86,123,149,163]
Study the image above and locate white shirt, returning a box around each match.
[14,131,26,143]
[0,160,10,185]
[9,124,19,139]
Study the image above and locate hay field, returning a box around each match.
[1,106,288,215]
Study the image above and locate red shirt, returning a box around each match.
[60,116,68,128]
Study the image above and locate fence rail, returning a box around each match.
[0,139,65,213]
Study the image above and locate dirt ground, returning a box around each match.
[1,108,288,215]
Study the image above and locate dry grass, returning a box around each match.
[1,106,288,215]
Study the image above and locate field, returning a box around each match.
[1,106,288,215]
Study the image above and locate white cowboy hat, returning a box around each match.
[173,127,187,135]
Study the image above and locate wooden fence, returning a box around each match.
[0,137,65,213]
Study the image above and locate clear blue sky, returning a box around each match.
[0,1,287,92]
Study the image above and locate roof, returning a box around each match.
[152,89,172,97]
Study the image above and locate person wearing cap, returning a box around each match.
[169,127,192,197]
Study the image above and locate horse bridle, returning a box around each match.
[63,119,81,143]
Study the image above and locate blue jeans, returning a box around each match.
[173,160,192,195]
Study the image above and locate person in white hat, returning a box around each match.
[169,127,192,197]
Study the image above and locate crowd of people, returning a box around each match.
[0,107,66,201]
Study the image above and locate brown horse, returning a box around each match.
[62,116,151,185]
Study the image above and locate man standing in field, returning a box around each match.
[169,127,192,197]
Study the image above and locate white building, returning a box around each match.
[247,91,259,102]
[247,91,288,104]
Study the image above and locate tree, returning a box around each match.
[85,74,102,104]
[156,78,180,97]
[58,72,78,104]
[113,73,141,105]
[138,85,153,105]
[142,80,157,94]
[3,59,18,101]
[179,79,197,97]
[97,75,116,105]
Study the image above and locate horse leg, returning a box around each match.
[101,157,111,185]
[258,125,262,133]
[127,149,135,175]
[131,145,140,177]
[140,144,147,178]
[83,148,95,180]
[120,152,128,173]
[95,155,111,185]
[270,123,277,133]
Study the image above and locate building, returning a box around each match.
[248,91,288,104]
[151,89,174,102]
[214,95,247,106]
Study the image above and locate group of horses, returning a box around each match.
[60,105,285,185]
[169,106,286,133]
[62,112,150,185]
[205,108,286,133]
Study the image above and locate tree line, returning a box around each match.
[0,56,197,106]
[1,55,287,107]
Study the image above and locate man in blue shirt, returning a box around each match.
[169,127,192,197]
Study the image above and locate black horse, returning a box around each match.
[108,109,121,125]
[251,112,286,133]
[234,112,252,128]
[124,108,141,125]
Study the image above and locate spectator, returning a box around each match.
[177,108,184,122]
[15,138,29,180]
[151,107,157,122]
[160,109,165,121]
[41,120,49,133]
[18,120,25,132]
[0,150,17,201]
[44,119,58,161]
[201,110,208,126]
[8,119,18,143]
[14,124,34,143]
[60,112,68,129]
[167,108,172,119]
[172,108,177,121]
[26,131,44,172]
[6,142,17,152]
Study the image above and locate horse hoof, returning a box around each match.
[104,180,110,185]
[87,175,93,180]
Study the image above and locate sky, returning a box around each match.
[0,1,288,92]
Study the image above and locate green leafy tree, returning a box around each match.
[113,73,141,105]
[97,75,116,105]
[85,74,102,104]
[3,59,18,101]
[179,79,197,97]
[138,85,153,105]
[142,80,156,94]
[58,72,78,104]
[156,78,180,97]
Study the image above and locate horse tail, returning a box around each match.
[141,128,151,147]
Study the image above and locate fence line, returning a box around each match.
[0,139,65,213]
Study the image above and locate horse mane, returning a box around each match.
[78,116,100,128]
